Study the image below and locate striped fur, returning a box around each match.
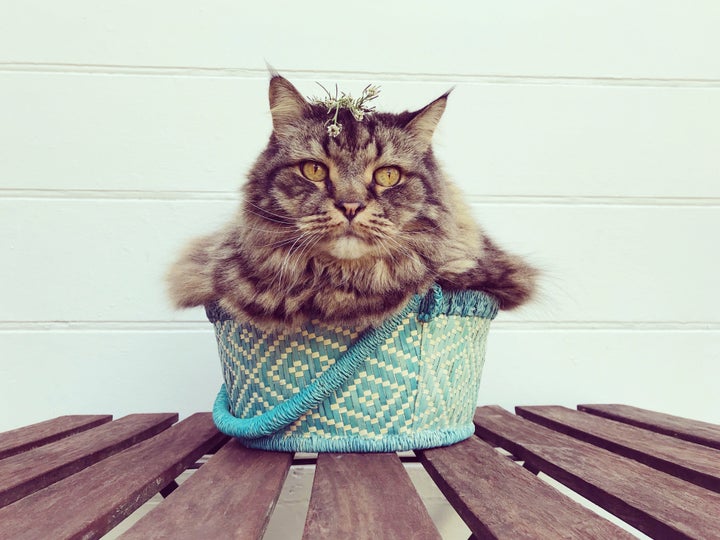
[167,75,537,329]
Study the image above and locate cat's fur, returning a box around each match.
[167,75,537,329]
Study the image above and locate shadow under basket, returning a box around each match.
[207,285,498,452]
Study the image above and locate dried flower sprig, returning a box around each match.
[310,83,380,137]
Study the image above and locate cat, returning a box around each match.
[167,74,537,330]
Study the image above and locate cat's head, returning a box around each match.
[243,75,452,262]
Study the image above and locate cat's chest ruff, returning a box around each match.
[327,235,373,260]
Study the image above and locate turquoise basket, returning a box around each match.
[207,285,498,452]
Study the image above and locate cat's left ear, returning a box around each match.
[406,90,451,148]
[269,75,308,134]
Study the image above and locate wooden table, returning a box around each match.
[1,404,719,539]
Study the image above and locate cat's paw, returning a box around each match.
[483,262,538,309]
[438,252,538,310]
[166,236,217,308]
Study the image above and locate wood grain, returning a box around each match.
[578,403,720,450]
[474,406,720,539]
[418,437,634,539]
[0,413,225,540]
[516,405,720,492]
[0,415,112,460]
[303,453,441,540]
[0,413,177,508]
[120,440,292,539]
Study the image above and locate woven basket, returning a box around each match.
[207,285,498,452]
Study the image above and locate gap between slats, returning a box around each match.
[120,440,292,539]
[418,436,635,539]
[303,453,441,540]
[578,403,720,451]
[515,405,720,493]
[0,413,224,540]
[0,414,112,460]
[0,413,177,508]
[473,405,720,540]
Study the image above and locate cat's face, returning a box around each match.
[244,76,451,262]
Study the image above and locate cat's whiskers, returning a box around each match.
[245,210,296,226]
[287,233,324,288]
[403,220,443,234]
[275,230,322,290]
[244,201,298,224]
[298,213,335,230]
[273,234,308,288]
[374,234,432,274]
[277,234,307,289]
[355,221,394,247]
[243,223,297,235]
[245,199,295,218]
[267,236,304,249]
[244,216,330,246]
[266,225,324,249]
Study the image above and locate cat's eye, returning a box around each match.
[373,166,402,187]
[300,161,328,182]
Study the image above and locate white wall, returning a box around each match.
[2,1,719,436]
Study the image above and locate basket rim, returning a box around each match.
[205,285,499,324]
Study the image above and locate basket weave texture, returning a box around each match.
[208,285,498,452]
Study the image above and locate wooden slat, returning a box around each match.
[578,403,720,450]
[0,413,177,508]
[474,406,720,540]
[303,453,441,540]
[120,440,292,539]
[516,405,720,492]
[418,437,634,539]
[0,413,225,540]
[0,415,113,460]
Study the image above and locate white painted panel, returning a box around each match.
[2,1,719,79]
[0,73,270,193]
[0,329,222,433]
[480,203,720,325]
[443,84,720,199]
[1,199,717,323]
[1,329,717,433]
[2,73,719,197]
[0,198,234,323]
[481,329,720,425]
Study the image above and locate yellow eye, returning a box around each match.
[300,161,328,182]
[373,166,402,187]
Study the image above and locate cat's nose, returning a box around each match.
[336,201,366,220]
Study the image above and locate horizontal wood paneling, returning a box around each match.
[480,330,720,425]
[2,1,719,79]
[0,330,221,432]
[1,329,717,433]
[0,199,716,323]
[0,73,269,193]
[2,73,719,197]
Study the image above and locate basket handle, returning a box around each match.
[213,292,424,439]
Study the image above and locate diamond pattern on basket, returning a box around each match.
[217,320,360,420]
[214,310,491,440]
[208,286,498,451]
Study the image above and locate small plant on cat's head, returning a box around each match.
[167,72,538,331]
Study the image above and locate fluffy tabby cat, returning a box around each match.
[167,75,537,330]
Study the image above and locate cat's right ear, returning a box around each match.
[269,75,308,134]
